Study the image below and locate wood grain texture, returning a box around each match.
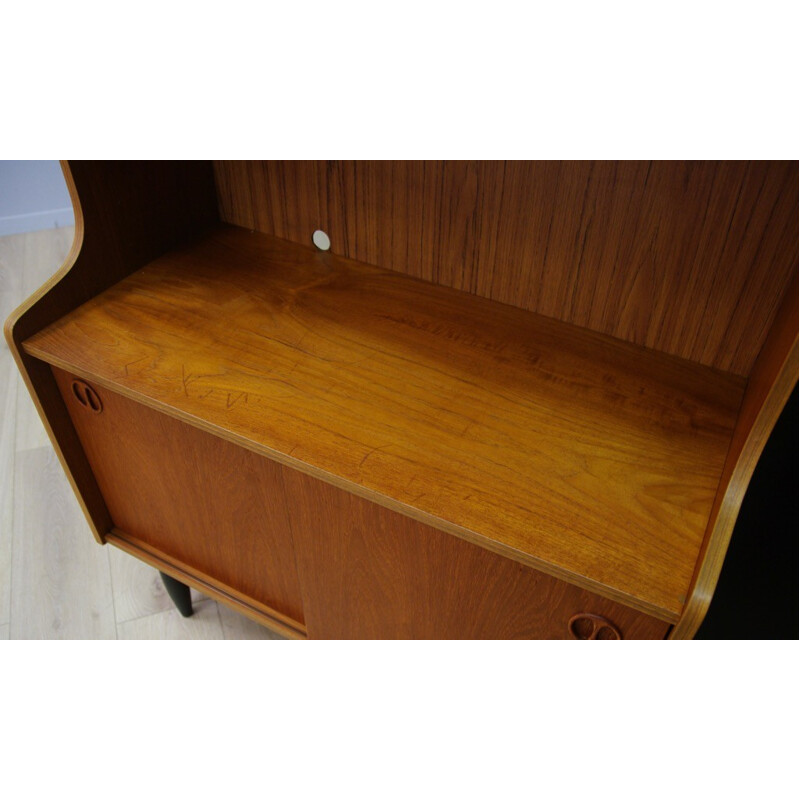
[106,531,305,638]
[214,161,799,376]
[3,226,284,640]
[11,446,115,639]
[26,226,745,620]
[52,366,306,626]
[672,273,799,638]
[10,162,794,639]
[4,162,219,545]
[283,469,669,639]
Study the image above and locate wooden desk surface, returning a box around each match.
[24,225,745,620]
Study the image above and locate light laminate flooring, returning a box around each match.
[0,226,284,639]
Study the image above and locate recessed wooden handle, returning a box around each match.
[71,379,103,413]
[568,613,622,640]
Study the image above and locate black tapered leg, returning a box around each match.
[159,571,194,617]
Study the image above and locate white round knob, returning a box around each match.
[312,230,331,251]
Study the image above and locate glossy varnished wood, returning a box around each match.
[283,469,669,639]
[672,273,798,639]
[52,366,306,628]
[106,531,304,639]
[8,161,796,639]
[26,226,745,620]
[214,160,798,376]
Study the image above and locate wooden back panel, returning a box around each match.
[6,161,797,638]
[214,160,798,376]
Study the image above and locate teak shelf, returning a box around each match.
[5,161,798,639]
[24,224,744,621]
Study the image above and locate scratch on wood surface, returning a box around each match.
[181,364,194,396]
[122,355,149,377]
[226,391,248,409]
[358,444,391,469]
[181,365,225,398]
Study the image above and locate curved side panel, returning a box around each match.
[3,161,219,542]
[672,273,799,639]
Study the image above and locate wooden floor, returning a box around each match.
[0,227,284,639]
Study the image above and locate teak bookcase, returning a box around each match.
[5,161,798,639]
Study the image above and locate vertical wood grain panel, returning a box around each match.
[283,469,669,640]
[214,160,798,376]
[52,366,305,625]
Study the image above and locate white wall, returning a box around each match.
[0,160,74,236]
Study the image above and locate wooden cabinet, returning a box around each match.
[4,161,797,638]
[54,365,669,640]
[282,468,668,639]
[52,366,306,635]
